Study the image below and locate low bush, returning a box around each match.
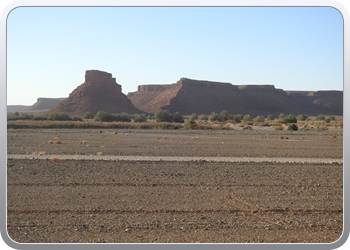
[234,114,244,123]
[72,116,83,121]
[83,112,94,119]
[172,112,184,123]
[155,110,173,122]
[287,123,298,131]
[325,116,336,123]
[190,113,198,120]
[198,114,208,121]
[267,114,274,121]
[243,114,252,122]
[48,112,72,121]
[219,110,233,121]
[209,112,220,122]
[296,114,308,121]
[32,115,48,121]
[253,115,265,123]
[283,114,297,123]
[316,114,326,121]
[134,113,147,123]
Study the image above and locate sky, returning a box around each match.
[7,6,344,105]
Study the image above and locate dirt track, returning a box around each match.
[7,128,343,243]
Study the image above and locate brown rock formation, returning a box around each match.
[48,70,142,116]
[129,78,343,116]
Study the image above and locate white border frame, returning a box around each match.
[1,1,348,249]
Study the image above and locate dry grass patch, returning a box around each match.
[82,140,87,144]
[38,151,45,156]
[48,140,53,144]
[97,152,103,156]
[275,125,284,131]
[243,125,252,130]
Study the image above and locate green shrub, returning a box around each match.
[296,114,309,121]
[83,112,94,119]
[325,116,336,123]
[32,115,48,121]
[94,111,110,122]
[209,112,220,121]
[120,112,131,122]
[190,113,198,120]
[279,113,286,119]
[198,114,208,121]
[316,114,326,121]
[48,112,72,121]
[219,110,233,121]
[134,113,147,123]
[155,110,173,122]
[172,112,184,123]
[253,115,265,123]
[243,114,252,122]
[234,114,243,123]
[72,116,83,121]
[287,123,298,131]
[283,114,297,123]
[267,114,274,121]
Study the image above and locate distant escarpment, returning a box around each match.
[129,78,343,116]
[285,91,343,116]
[27,97,66,111]
[48,70,142,116]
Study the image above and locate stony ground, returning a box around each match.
[6,128,343,243]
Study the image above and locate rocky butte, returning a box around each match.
[128,78,343,116]
[48,70,142,116]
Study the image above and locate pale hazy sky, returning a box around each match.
[7,6,343,105]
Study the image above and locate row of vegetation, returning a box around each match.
[8,110,338,123]
[7,110,341,131]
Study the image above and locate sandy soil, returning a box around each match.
[6,128,343,243]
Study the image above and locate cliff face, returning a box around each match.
[48,70,142,116]
[129,78,343,116]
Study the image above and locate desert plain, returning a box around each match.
[7,127,343,243]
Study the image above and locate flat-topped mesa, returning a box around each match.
[129,77,343,116]
[238,84,277,91]
[85,70,115,84]
[179,77,232,87]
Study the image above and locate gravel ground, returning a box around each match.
[6,128,343,243]
[7,128,343,158]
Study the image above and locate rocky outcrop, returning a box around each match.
[129,78,343,116]
[48,70,143,116]
[27,98,66,111]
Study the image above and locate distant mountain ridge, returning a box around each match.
[8,72,342,117]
